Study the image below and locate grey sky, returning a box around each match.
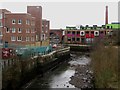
[0,2,118,29]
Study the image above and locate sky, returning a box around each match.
[0,0,119,29]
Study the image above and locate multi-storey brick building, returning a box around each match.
[0,6,50,46]
[27,6,42,42]
[3,13,36,46]
[64,25,113,44]
[42,19,50,41]
[0,9,11,45]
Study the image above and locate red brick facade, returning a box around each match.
[3,13,36,45]
[0,6,50,46]
[27,6,42,41]
[42,19,50,41]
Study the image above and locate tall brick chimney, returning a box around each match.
[105,6,108,25]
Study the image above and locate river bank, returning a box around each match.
[20,52,92,90]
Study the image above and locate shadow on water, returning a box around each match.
[21,52,91,90]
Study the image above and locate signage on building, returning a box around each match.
[2,48,13,59]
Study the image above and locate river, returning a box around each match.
[21,52,92,90]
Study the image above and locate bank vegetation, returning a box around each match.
[91,31,119,89]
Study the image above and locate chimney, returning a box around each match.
[105,6,108,25]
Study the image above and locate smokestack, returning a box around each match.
[105,6,108,25]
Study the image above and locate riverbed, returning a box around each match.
[21,52,92,90]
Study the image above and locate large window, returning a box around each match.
[26,19,30,25]
[11,36,16,41]
[12,19,16,24]
[12,28,16,33]
[18,19,22,24]
[31,29,35,33]
[17,36,22,41]
[26,29,30,33]
[26,36,30,41]
[31,36,34,41]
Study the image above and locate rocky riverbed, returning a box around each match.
[69,53,94,89]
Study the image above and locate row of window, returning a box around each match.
[6,28,35,33]
[12,19,35,25]
[67,31,104,34]
[11,36,35,42]
[67,38,94,42]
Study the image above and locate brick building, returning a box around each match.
[42,19,50,41]
[0,6,50,46]
[3,13,36,46]
[0,9,11,45]
[64,25,113,44]
[27,6,42,41]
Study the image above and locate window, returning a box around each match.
[6,28,9,33]
[0,21,2,27]
[26,36,30,41]
[67,38,71,41]
[77,31,80,34]
[31,21,35,26]
[12,19,16,24]
[18,28,22,33]
[18,19,22,24]
[26,19,30,25]
[31,29,35,33]
[67,31,71,34]
[31,36,34,41]
[77,38,80,41]
[26,29,30,33]
[12,28,16,33]
[0,31,2,36]
[72,38,75,41]
[11,36,16,41]
[107,26,109,29]
[17,36,22,41]
[0,14,2,19]
[72,31,75,34]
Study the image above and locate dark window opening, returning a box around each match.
[77,31,80,34]
[91,31,94,34]
[72,38,75,41]
[107,26,109,29]
[77,38,80,41]
[86,31,89,34]
[67,38,71,41]
[72,31,75,34]
[67,31,70,34]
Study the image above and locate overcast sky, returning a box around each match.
[0,1,118,29]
